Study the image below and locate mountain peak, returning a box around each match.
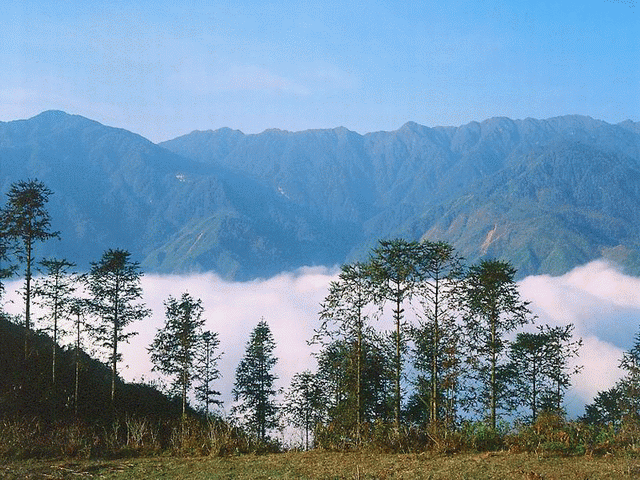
[31,109,72,120]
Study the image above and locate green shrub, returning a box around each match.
[460,420,508,452]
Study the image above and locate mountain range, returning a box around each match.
[1,110,639,280]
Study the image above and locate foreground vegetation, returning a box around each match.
[0,413,622,459]
[4,450,640,480]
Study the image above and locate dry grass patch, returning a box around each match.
[3,451,640,479]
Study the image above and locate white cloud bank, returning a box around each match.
[3,259,639,418]
[518,260,640,415]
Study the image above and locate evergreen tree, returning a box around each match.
[233,319,278,442]
[282,370,326,450]
[316,261,376,440]
[539,324,582,414]
[69,297,90,418]
[34,258,78,387]
[460,259,532,429]
[315,334,393,432]
[0,179,59,358]
[507,330,552,423]
[87,248,150,411]
[583,330,640,426]
[150,292,209,416]
[413,240,463,426]
[194,330,223,417]
[581,386,624,426]
[368,238,423,428]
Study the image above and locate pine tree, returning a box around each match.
[583,330,640,426]
[412,240,463,426]
[316,261,376,440]
[619,330,640,420]
[34,258,78,387]
[581,386,624,426]
[194,330,223,417]
[282,370,326,450]
[150,292,209,416]
[1,179,59,358]
[233,319,278,443]
[460,259,532,429]
[87,248,150,412]
[368,238,423,428]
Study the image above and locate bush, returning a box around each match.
[0,414,275,460]
[0,418,96,459]
[459,420,508,452]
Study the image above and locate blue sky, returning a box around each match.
[1,0,638,142]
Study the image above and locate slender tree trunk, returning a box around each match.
[356,303,362,443]
[490,310,497,430]
[205,343,210,416]
[24,238,32,360]
[395,290,401,429]
[52,288,58,385]
[182,367,187,417]
[111,336,117,411]
[51,291,59,421]
[305,408,309,450]
[431,274,440,424]
[532,360,537,422]
[75,311,80,417]
[111,279,120,414]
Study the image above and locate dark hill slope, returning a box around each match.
[0,313,181,422]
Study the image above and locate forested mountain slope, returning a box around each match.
[2,111,639,279]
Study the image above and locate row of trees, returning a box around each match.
[227,240,586,447]
[0,179,603,450]
[273,239,583,446]
[0,179,280,438]
[0,180,224,419]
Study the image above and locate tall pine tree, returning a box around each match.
[194,330,223,417]
[233,319,278,442]
[150,292,211,416]
[368,238,423,428]
[460,259,532,429]
[413,240,463,426]
[87,249,150,412]
[316,261,376,440]
[1,179,59,358]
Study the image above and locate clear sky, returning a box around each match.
[1,0,638,142]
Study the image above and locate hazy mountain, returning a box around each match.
[2,111,640,279]
[0,111,358,279]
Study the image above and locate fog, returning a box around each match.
[3,259,639,418]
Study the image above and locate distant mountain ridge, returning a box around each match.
[1,111,639,279]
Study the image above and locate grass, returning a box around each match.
[3,450,640,480]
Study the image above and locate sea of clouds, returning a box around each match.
[3,259,639,419]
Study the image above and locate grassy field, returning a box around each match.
[3,451,640,480]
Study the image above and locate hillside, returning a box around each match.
[2,111,640,278]
[0,313,181,422]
